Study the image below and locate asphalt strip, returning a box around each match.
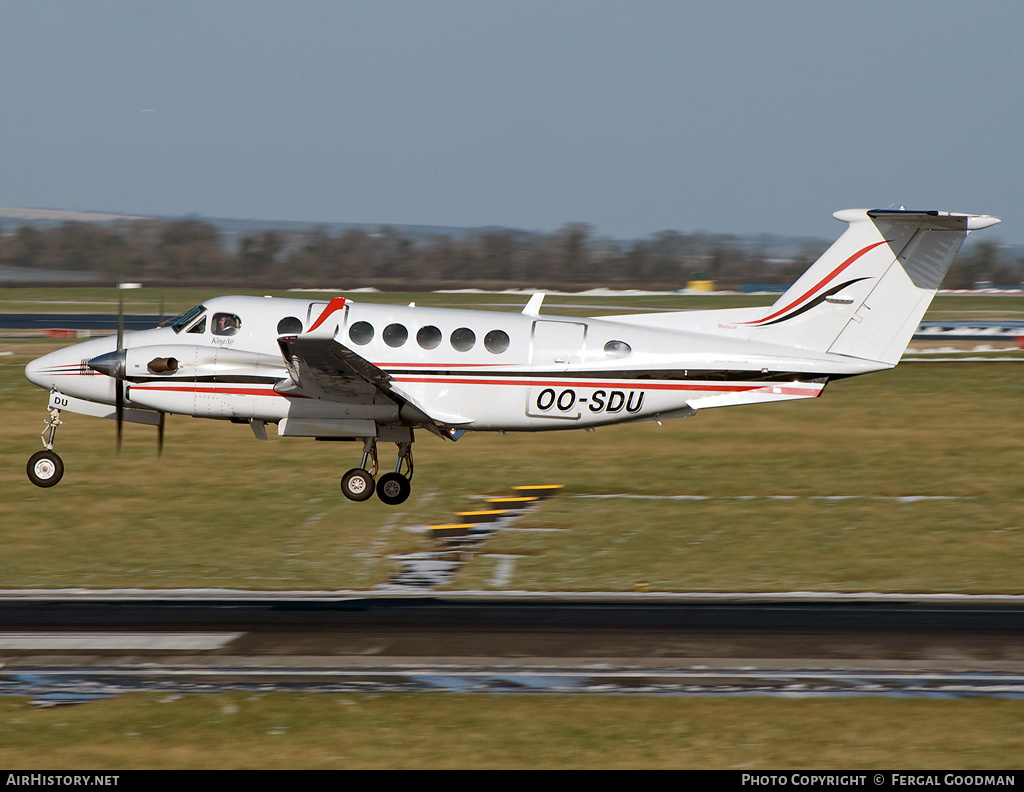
[574,494,972,501]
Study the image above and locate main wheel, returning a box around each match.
[340,468,375,502]
[27,450,64,488]
[376,472,411,505]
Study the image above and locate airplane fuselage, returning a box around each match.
[26,294,875,435]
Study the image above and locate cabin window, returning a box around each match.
[349,321,374,345]
[171,304,206,333]
[186,316,207,334]
[212,313,241,336]
[604,340,631,358]
[484,329,510,354]
[451,327,476,351]
[383,323,409,348]
[417,326,442,349]
[277,316,303,335]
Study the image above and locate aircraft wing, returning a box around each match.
[277,336,382,401]
[276,335,470,429]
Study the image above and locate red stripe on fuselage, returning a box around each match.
[131,384,304,398]
[373,361,508,368]
[132,378,822,399]
[392,375,822,396]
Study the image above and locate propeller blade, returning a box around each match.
[115,381,123,451]
[114,281,129,451]
[157,412,165,458]
[117,284,124,352]
[85,349,128,452]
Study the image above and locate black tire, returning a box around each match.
[376,472,411,505]
[27,450,64,488]
[340,468,375,502]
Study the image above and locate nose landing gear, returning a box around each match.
[340,437,414,505]
[27,406,65,488]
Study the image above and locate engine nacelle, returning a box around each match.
[122,344,289,418]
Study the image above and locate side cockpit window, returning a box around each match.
[213,313,241,336]
[171,304,206,334]
[187,316,207,334]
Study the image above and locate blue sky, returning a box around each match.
[1,1,1021,242]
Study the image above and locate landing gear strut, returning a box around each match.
[340,438,378,501]
[27,406,65,488]
[339,437,414,505]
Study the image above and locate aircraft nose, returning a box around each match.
[25,336,120,392]
[24,355,48,388]
[25,347,80,390]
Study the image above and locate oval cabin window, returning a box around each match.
[604,340,631,358]
[450,327,476,351]
[383,323,409,348]
[277,316,303,335]
[484,330,510,354]
[349,321,374,345]
[417,326,442,349]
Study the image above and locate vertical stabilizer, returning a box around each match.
[744,209,999,365]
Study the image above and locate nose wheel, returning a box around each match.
[339,437,414,505]
[27,449,64,488]
[27,404,66,488]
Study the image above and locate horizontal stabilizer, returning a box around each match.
[686,381,825,411]
[864,209,1001,231]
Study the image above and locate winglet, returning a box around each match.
[304,296,347,338]
[522,293,545,316]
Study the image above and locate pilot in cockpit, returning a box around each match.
[214,313,240,336]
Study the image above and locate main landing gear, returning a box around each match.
[340,438,414,505]
[27,407,65,488]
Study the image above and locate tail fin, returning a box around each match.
[746,208,1000,365]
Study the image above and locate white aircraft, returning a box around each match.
[24,208,1000,504]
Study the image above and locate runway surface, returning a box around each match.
[2,592,1023,700]
[0,313,161,331]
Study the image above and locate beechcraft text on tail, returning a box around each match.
[24,208,1001,504]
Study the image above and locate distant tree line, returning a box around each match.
[0,218,1019,291]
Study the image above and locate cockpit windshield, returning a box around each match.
[170,304,207,333]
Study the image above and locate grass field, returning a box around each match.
[2,291,1023,592]
[0,285,778,316]
[2,349,1023,591]
[2,693,1023,770]
[3,285,1024,318]
[2,290,1023,770]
